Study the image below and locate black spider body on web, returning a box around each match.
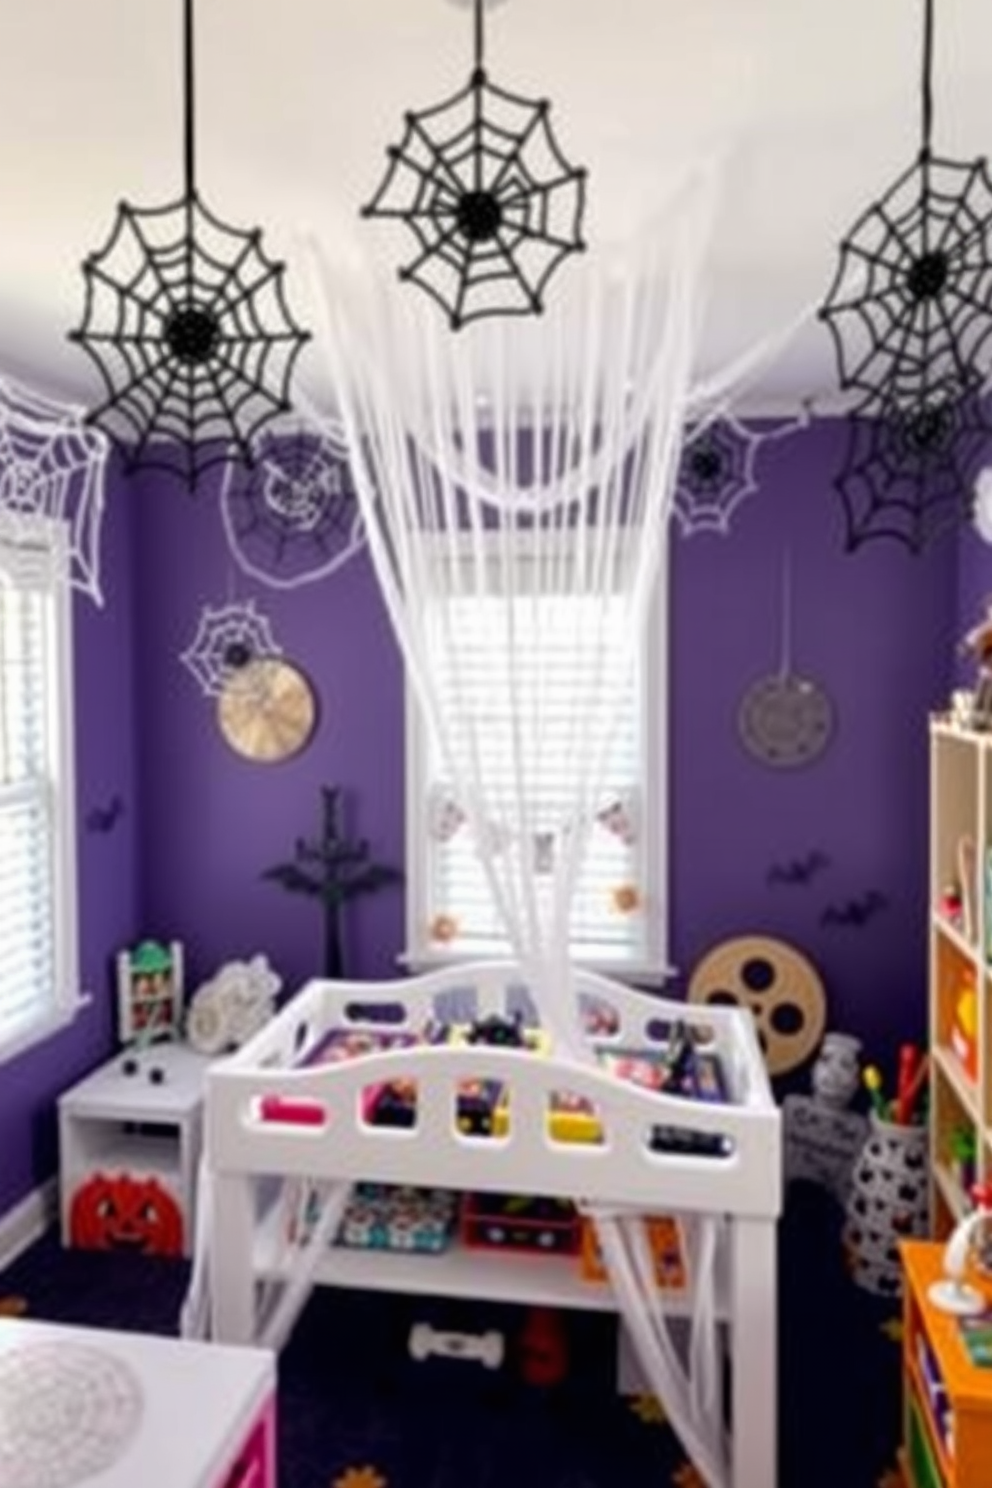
[363,0,587,329]
[71,191,310,489]
[835,374,991,553]
[672,421,751,536]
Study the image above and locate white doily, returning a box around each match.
[0,1342,144,1488]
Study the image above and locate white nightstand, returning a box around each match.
[58,1043,214,1258]
[0,1317,275,1488]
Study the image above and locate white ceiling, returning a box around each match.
[1,0,991,413]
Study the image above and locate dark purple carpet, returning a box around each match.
[0,1188,902,1488]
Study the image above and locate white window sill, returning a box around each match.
[396,948,677,990]
[0,994,91,1070]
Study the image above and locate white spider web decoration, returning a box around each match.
[672,403,812,538]
[220,414,366,589]
[0,375,109,605]
[180,598,282,696]
[0,1342,144,1488]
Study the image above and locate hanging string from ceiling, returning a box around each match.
[819,0,992,552]
[362,0,587,329]
[69,0,311,489]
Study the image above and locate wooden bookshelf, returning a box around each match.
[901,1240,992,1487]
[929,721,992,1237]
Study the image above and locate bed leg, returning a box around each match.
[209,1172,256,1346]
[729,1216,777,1488]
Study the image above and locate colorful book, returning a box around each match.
[959,1312,992,1368]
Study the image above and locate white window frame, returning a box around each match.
[0,521,82,1067]
[401,530,669,985]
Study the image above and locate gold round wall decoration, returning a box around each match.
[688,934,827,1076]
[217,657,317,763]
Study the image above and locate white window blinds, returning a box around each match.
[0,536,77,1055]
[411,570,658,971]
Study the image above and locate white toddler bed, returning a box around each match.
[198,961,781,1488]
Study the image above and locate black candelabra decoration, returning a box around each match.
[362,0,587,329]
[262,785,402,979]
[70,0,311,489]
[819,0,992,552]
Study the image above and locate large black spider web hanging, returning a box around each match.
[362,0,587,329]
[672,404,811,538]
[819,0,992,551]
[220,416,366,589]
[69,0,310,489]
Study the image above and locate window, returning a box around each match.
[404,535,667,979]
[0,526,80,1064]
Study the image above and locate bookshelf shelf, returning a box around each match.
[929,722,992,1238]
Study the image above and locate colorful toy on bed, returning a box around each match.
[261,1008,730,1151]
[489,1028,729,1147]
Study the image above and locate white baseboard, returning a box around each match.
[0,1180,57,1275]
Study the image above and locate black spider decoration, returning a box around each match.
[362,0,587,329]
[819,0,992,551]
[835,376,990,553]
[69,0,310,489]
[672,406,812,538]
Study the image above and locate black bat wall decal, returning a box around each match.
[820,889,888,928]
[85,795,124,835]
[767,850,831,887]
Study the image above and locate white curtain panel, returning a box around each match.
[303,159,798,1487]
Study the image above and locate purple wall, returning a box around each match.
[132,468,405,996]
[956,525,992,678]
[132,419,957,1071]
[671,419,957,1065]
[0,462,142,1215]
[0,416,964,1220]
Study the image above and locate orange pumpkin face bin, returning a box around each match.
[70,1173,184,1256]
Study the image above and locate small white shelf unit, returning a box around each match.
[59,1042,213,1257]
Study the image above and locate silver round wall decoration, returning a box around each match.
[737,550,835,769]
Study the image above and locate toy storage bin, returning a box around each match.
[337,1184,459,1253]
[460,1193,582,1255]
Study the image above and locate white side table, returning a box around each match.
[58,1043,214,1258]
[0,1317,275,1488]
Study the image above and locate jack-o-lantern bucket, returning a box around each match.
[69,1172,184,1256]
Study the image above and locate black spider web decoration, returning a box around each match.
[836,378,990,553]
[69,0,310,489]
[362,0,587,329]
[673,405,811,538]
[220,419,366,589]
[819,0,992,550]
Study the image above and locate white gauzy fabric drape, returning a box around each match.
[303,161,805,1487]
[307,169,716,1060]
